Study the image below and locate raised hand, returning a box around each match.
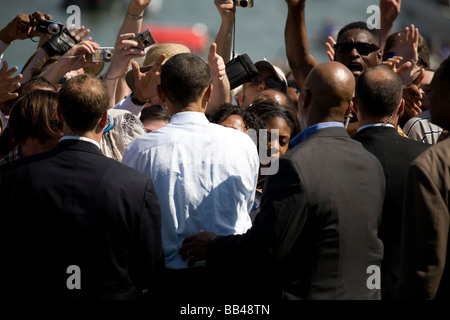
[0,11,52,44]
[131,53,165,102]
[104,33,145,81]
[402,68,425,120]
[214,0,236,22]
[380,0,401,26]
[325,36,336,61]
[67,25,92,43]
[0,61,22,104]
[381,55,412,76]
[208,42,226,82]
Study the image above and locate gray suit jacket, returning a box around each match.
[208,127,385,300]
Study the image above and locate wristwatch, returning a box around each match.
[130,91,147,106]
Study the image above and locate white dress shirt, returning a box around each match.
[122,111,259,269]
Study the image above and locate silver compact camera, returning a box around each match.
[87,48,114,62]
[130,29,155,50]
[36,19,63,36]
[233,0,254,7]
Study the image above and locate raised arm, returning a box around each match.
[378,0,401,50]
[284,0,319,89]
[104,0,151,104]
[214,0,236,64]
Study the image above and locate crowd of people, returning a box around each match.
[0,0,448,303]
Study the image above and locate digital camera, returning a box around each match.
[225,54,258,90]
[36,19,64,36]
[233,0,254,7]
[87,48,114,63]
[131,29,155,50]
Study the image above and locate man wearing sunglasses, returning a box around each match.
[285,1,389,89]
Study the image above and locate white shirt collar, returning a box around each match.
[60,136,101,149]
[357,123,395,133]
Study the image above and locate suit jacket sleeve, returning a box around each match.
[128,178,165,293]
[207,156,309,270]
[396,161,449,299]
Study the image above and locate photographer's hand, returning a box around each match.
[214,0,236,64]
[39,40,101,85]
[0,11,52,44]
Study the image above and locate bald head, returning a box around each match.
[299,62,355,129]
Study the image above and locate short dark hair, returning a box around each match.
[160,53,211,107]
[355,65,403,117]
[247,100,296,137]
[337,21,380,44]
[58,74,110,134]
[139,105,171,123]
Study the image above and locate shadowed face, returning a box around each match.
[334,29,382,79]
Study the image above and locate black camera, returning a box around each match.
[131,29,155,50]
[36,19,63,36]
[225,54,258,90]
[86,48,114,62]
[234,0,254,8]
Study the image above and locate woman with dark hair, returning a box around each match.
[0,89,62,164]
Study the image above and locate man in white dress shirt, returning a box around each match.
[122,52,259,301]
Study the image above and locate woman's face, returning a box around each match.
[265,116,292,159]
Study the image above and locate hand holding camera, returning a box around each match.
[130,29,155,50]
[0,11,52,44]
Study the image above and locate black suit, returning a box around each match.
[0,139,164,300]
[207,127,385,300]
[353,125,430,300]
[354,126,430,300]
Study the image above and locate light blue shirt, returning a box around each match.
[122,111,259,269]
[357,123,395,133]
[290,122,345,147]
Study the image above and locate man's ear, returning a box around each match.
[377,49,383,64]
[157,84,166,103]
[300,88,311,110]
[99,111,108,129]
[350,97,357,116]
[397,98,405,116]
[204,84,213,103]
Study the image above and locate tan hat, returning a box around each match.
[125,43,191,90]
[254,59,288,93]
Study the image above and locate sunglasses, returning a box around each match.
[251,75,287,93]
[333,42,380,56]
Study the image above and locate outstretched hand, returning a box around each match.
[132,53,165,102]
[179,231,217,268]
[0,61,22,104]
[402,68,425,120]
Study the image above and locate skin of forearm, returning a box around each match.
[285,5,317,88]
[215,21,234,64]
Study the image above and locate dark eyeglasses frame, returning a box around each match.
[251,75,287,93]
[333,42,380,56]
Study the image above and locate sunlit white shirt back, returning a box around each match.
[122,112,259,269]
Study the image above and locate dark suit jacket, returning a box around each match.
[353,126,430,299]
[0,139,164,300]
[207,127,385,300]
